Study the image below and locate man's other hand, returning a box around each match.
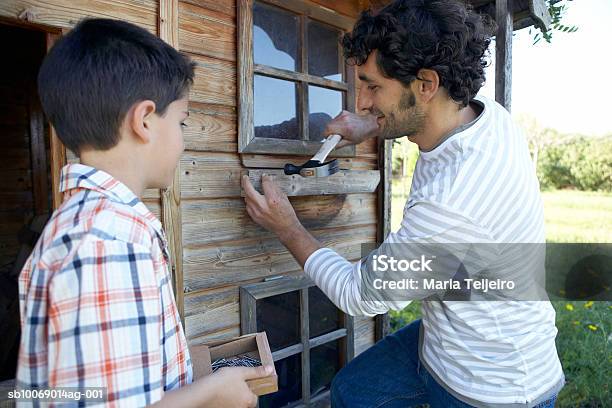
[324,110,380,148]
[242,174,302,240]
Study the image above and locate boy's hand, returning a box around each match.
[151,365,273,408]
[324,110,380,148]
[242,174,302,240]
[200,365,273,407]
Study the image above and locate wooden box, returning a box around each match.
[190,332,278,396]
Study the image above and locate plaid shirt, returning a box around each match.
[17,164,192,406]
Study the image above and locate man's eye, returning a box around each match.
[368,85,378,91]
[180,122,188,128]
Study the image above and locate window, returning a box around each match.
[240,276,354,406]
[238,0,356,157]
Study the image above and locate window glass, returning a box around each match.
[259,354,302,407]
[308,21,342,81]
[254,2,298,71]
[310,340,341,397]
[254,75,299,140]
[309,286,340,337]
[308,85,343,141]
[256,289,300,351]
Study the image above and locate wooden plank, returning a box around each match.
[0,0,158,33]
[237,0,254,154]
[262,0,354,31]
[254,64,348,92]
[298,15,309,143]
[180,0,235,18]
[190,53,236,106]
[182,224,376,291]
[240,153,377,170]
[188,326,241,345]
[245,169,380,197]
[300,287,311,403]
[0,192,33,211]
[354,316,375,356]
[308,328,346,349]
[28,83,49,215]
[45,32,66,210]
[178,1,235,61]
[309,0,361,18]
[184,285,240,339]
[0,170,32,191]
[159,0,185,322]
[495,0,512,111]
[183,102,236,152]
[182,193,377,246]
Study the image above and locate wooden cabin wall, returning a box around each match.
[0,0,378,355]
[0,25,47,275]
[177,0,377,354]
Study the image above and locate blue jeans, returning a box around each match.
[330,319,558,408]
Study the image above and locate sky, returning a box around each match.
[479,0,612,136]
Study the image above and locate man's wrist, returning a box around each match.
[277,222,305,245]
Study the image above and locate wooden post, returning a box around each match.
[158,0,185,323]
[495,0,513,111]
[28,83,49,215]
[375,138,392,341]
[46,32,66,210]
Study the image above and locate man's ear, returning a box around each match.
[129,100,157,144]
[415,69,439,104]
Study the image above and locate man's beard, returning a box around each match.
[378,89,426,140]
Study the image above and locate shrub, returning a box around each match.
[537,137,612,192]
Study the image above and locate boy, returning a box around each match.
[17,18,271,407]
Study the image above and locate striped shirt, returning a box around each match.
[305,95,564,406]
[17,164,192,407]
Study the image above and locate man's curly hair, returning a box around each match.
[343,0,495,107]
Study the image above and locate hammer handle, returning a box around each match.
[312,134,342,163]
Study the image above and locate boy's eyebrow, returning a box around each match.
[182,111,190,116]
[359,74,373,83]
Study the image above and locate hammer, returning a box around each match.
[283,134,342,177]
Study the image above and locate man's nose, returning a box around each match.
[357,87,373,112]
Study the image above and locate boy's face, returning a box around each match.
[148,97,189,188]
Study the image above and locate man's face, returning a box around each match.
[148,97,188,188]
[357,50,426,141]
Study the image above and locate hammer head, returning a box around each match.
[283,159,340,177]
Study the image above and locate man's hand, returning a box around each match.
[324,110,380,148]
[241,174,322,267]
[241,174,301,240]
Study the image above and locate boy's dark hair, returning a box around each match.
[38,18,195,154]
[342,0,494,107]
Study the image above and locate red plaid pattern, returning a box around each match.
[17,164,192,407]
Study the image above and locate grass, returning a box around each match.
[389,185,612,407]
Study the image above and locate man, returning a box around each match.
[241,0,564,407]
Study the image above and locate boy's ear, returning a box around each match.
[129,100,157,144]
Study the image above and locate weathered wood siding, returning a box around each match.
[177,0,377,353]
[0,0,378,355]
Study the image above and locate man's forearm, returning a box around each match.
[278,223,322,267]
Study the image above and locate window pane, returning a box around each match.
[255,75,299,140]
[310,340,341,397]
[254,2,298,71]
[308,21,342,80]
[309,286,340,338]
[308,86,343,141]
[256,290,300,351]
[259,354,302,407]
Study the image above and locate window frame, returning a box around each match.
[237,0,357,157]
[240,275,355,405]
